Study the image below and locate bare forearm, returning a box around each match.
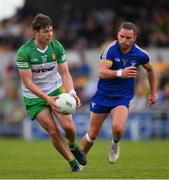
[147,70,157,94]
[62,73,75,92]
[98,69,117,79]
[23,80,49,101]
[99,66,137,79]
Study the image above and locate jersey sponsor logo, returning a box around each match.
[32,66,55,73]
[31,58,39,62]
[114,58,120,62]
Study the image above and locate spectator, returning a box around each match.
[0,81,25,125]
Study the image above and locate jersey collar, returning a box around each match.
[31,37,49,53]
[37,46,48,53]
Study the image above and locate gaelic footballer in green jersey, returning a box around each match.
[16,38,66,99]
[16,13,86,171]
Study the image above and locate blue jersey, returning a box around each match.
[96,41,150,99]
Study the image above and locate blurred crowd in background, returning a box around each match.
[0,0,169,131]
[0,0,169,51]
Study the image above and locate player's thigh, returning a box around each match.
[36,108,59,132]
[88,112,108,135]
[52,111,75,130]
[110,105,129,129]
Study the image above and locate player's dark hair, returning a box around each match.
[118,22,137,35]
[32,13,52,31]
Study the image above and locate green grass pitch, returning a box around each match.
[0,138,169,179]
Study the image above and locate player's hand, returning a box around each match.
[70,93,81,107]
[72,94,81,107]
[148,93,157,106]
[122,66,137,78]
[46,96,60,112]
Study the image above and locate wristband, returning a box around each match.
[69,89,76,95]
[116,70,122,77]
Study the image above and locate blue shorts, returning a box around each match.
[90,94,131,114]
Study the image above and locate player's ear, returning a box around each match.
[33,29,39,36]
[117,32,120,38]
[133,35,137,42]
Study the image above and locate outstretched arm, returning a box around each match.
[142,62,157,105]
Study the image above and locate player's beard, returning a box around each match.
[120,43,132,52]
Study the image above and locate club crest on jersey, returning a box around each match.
[130,60,137,67]
[51,54,56,60]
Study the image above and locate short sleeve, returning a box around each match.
[99,45,113,65]
[141,53,150,65]
[16,48,31,69]
[56,41,67,64]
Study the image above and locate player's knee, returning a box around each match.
[113,125,124,135]
[48,128,61,139]
[63,122,75,133]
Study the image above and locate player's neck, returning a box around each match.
[120,46,132,54]
[34,39,48,50]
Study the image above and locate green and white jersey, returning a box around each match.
[16,38,66,98]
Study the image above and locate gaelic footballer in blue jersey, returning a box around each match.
[81,22,157,164]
